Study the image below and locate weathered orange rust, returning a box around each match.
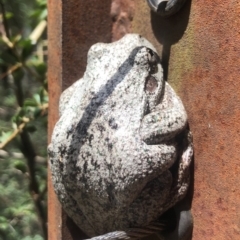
[179,2,240,239]
[48,0,62,239]
[111,0,135,41]
[48,0,240,239]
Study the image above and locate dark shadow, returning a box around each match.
[164,153,195,240]
[64,215,88,239]
[157,125,194,240]
[151,0,192,80]
[156,160,194,239]
[151,4,194,235]
[151,2,195,237]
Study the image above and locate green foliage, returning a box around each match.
[0,0,48,239]
[0,157,45,240]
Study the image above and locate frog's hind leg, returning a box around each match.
[119,171,173,229]
[163,131,193,213]
[156,131,193,240]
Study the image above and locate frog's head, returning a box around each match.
[84,34,164,113]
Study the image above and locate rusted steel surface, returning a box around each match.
[111,0,135,41]
[48,0,62,239]
[178,2,240,239]
[61,0,113,89]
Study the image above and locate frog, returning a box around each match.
[48,34,193,238]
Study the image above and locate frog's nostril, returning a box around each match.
[145,75,158,93]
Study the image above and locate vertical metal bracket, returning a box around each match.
[147,0,187,17]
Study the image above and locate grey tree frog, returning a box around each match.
[48,34,193,238]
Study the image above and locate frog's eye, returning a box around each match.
[145,75,158,93]
[147,48,159,74]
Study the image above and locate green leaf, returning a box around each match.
[39,8,48,20]
[0,216,8,223]
[33,62,47,76]
[39,88,48,103]
[43,79,48,91]
[37,0,47,7]
[5,12,14,19]
[20,39,35,61]
[30,9,42,20]
[0,131,13,144]
[0,57,5,65]
[24,99,38,107]
[33,108,42,118]
[17,108,27,118]
[12,115,21,126]
[24,106,37,119]
[0,50,17,65]
[33,94,41,104]
[12,68,24,82]
[13,160,27,173]
[0,222,9,231]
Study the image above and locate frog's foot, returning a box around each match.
[162,131,193,212]
[177,132,193,194]
[87,206,193,240]
[147,0,187,17]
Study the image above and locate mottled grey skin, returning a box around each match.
[48,34,193,238]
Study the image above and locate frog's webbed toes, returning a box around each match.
[181,132,193,167]
[176,131,193,191]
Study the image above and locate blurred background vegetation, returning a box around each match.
[0,0,48,239]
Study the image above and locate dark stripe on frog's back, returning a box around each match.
[64,47,144,181]
[70,47,143,150]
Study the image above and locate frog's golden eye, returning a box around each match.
[145,75,158,93]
